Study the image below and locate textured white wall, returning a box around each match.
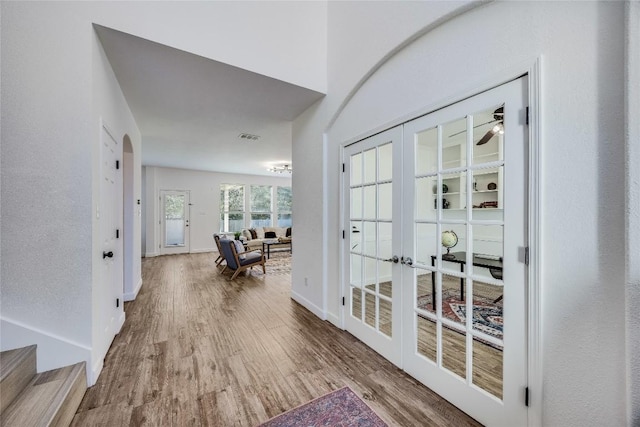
[143,166,291,256]
[294,1,630,425]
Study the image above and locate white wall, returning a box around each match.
[293,1,632,425]
[143,166,291,257]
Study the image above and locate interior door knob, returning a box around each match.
[384,255,399,263]
[103,251,114,259]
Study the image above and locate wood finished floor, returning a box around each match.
[72,253,481,426]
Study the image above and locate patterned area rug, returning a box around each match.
[416,288,503,340]
[263,251,291,275]
[258,386,387,427]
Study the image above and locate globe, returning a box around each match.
[441,230,458,260]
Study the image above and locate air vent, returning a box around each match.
[238,133,260,141]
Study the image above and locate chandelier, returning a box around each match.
[268,164,292,174]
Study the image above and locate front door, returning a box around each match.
[160,190,190,255]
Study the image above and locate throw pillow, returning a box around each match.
[265,231,276,238]
[249,228,257,239]
[233,239,246,260]
[256,227,265,239]
[286,227,291,237]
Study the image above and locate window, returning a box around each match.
[277,186,292,227]
[250,185,272,228]
[220,184,244,232]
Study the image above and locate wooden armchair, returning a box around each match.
[213,233,225,266]
[219,238,266,280]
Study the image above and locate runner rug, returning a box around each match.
[258,386,387,427]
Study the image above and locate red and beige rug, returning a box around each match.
[258,386,387,427]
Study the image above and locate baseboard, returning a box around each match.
[326,311,341,328]
[190,248,215,254]
[0,317,93,386]
[124,278,143,302]
[145,252,159,258]
[290,290,326,320]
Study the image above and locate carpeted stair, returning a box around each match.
[0,345,86,426]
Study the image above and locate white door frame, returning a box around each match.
[339,58,542,426]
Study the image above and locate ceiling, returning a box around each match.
[95,25,325,177]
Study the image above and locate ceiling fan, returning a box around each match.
[476,106,504,145]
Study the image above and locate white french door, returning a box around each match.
[160,190,190,255]
[343,126,403,366]
[343,77,529,426]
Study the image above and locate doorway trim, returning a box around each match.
[338,58,542,426]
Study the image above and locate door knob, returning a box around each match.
[103,251,114,259]
[384,255,399,263]
[405,257,413,266]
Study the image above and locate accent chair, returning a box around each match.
[219,238,266,280]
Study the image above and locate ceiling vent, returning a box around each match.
[238,133,260,141]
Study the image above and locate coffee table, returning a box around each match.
[262,239,292,259]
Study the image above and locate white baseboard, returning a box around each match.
[326,311,341,328]
[145,252,159,258]
[124,278,143,302]
[290,290,326,320]
[0,317,94,386]
[190,248,215,254]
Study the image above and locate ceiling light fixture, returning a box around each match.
[238,133,260,141]
[268,164,292,174]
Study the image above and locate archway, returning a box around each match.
[122,134,135,301]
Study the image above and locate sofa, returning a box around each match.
[241,226,291,251]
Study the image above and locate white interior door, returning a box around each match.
[343,126,403,366]
[401,77,528,426]
[100,123,124,353]
[161,190,190,255]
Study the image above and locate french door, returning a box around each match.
[343,77,528,426]
[160,190,190,255]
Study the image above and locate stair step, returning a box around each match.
[1,361,86,427]
[0,345,37,413]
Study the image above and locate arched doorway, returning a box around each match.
[122,135,135,301]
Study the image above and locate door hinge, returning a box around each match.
[116,229,120,239]
[526,106,529,125]
[342,230,345,239]
[342,163,345,173]
[342,297,345,306]
[116,298,120,308]
[519,246,529,265]
[525,387,529,406]
[525,247,529,265]
[116,160,120,170]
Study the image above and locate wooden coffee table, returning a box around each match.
[262,239,292,259]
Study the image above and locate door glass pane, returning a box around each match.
[415,223,437,266]
[380,298,392,337]
[472,105,503,162]
[416,176,437,221]
[442,326,466,379]
[351,287,362,321]
[379,143,392,181]
[362,222,376,257]
[442,117,467,170]
[351,187,363,219]
[378,222,392,261]
[363,185,376,219]
[441,273,465,327]
[364,256,377,293]
[351,152,363,186]
[440,224,466,266]
[350,221,362,254]
[416,268,435,315]
[472,166,503,221]
[364,291,376,328]
[378,183,392,219]
[471,280,503,342]
[473,336,503,399]
[379,259,392,298]
[364,148,376,183]
[417,315,437,362]
[350,254,362,287]
[416,126,438,175]
[165,194,185,246]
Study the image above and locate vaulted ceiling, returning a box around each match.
[95,25,325,176]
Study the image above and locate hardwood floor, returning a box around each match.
[72,253,481,426]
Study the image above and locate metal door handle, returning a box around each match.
[103,251,114,259]
[384,255,399,263]
[405,256,413,266]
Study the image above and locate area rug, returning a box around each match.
[258,386,387,427]
[416,288,503,341]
